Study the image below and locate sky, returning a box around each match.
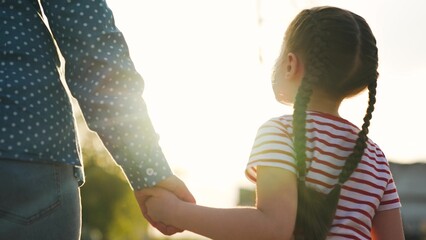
[104,0,426,238]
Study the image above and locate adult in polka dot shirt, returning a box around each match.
[0,1,195,239]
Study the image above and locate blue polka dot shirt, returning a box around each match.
[0,0,172,190]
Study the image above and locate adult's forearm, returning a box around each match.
[40,0,173,189]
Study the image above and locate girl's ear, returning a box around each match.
[272,52,304,105]
[286,52,304,82]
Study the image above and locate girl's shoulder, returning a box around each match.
[269,111,358,127]
[265,111,359,135]
[307,111,358,128]
[261,114,293,131]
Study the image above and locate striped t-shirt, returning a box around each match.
[246,111,401,240]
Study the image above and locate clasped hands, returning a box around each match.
[134,175,194,235]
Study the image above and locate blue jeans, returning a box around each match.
[0,160,82,240]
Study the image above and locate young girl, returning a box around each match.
[141,6,404,240]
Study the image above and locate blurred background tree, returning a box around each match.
[74,107,151,240]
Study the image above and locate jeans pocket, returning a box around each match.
[0,160,62,225]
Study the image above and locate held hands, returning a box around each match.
[142,187,182,224]
[134,175,195,235]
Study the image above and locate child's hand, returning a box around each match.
[135,175,195,235]
[142,187,182,225]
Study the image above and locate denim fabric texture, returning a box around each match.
[0,160,81,240]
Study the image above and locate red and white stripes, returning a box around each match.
[246,111,401,240]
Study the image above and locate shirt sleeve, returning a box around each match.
[245,117,297,183]
[40,0,172,190]
[377,177,402,211]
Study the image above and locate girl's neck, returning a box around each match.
[306,90,342,117]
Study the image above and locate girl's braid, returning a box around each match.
[293,14,329,180]
[339,80,376,183]
[293,14,337,240]
[293,80,311,179]
[338,15,379,184]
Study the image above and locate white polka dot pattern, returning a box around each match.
[0,0,172,190]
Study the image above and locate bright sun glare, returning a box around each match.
[103,0,426,238]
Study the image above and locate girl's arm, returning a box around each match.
[371,208,405,240]
[144,166,297,240]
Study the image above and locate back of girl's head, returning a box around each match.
[284,6,379,181]
[276,6,378,99]
[279,7,380,239]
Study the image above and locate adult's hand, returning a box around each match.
[134,175,195,235]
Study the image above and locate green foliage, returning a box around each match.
[79,132,149,240]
